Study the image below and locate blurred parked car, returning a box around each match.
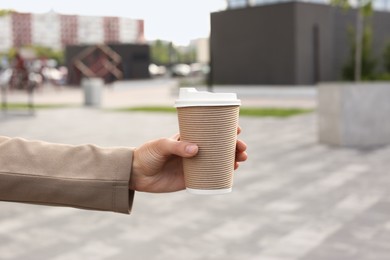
[190,63,210,76]
[42,66,67,85]
[171,63,191,77]
[149,63,167,77]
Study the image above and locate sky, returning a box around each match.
[1,0,227,46]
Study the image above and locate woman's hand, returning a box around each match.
[130,128,247,193]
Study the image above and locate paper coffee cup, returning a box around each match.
[174,88,241,195]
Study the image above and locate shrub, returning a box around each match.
[384,41,390,73]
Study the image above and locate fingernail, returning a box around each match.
[185,144,198,154]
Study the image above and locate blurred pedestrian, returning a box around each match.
[10,52,28,90]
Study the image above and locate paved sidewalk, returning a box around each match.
[1,106,390,259]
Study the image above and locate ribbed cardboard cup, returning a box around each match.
[175,88,241,195]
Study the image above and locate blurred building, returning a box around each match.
[226,0,390,11]
[0,11,144,52]
[211,1,390,85]
[191,38,210,64]
[66,44,150,85]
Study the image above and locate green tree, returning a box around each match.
[150,40,197,65]
[3,46,64,66]
[342,25,377,80]
[5,47,18,60]
[177,48,196,64]
[331,0,373,82]
[384,41,390,73]
[32,45,64,65]
[150,40,170,65]
[0,9,14,17]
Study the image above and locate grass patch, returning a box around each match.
[239,107,313,117]
[2,103,72,110]
[116,106,177,113]
[114,106,313,117]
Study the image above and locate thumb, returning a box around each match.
[155,138,198,158]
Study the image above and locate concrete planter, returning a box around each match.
[318,82,390,148]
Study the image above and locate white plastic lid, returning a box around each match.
[174,88,241,107]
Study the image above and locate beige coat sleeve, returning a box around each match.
[0,136,134,214]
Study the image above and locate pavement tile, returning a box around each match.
[0,82,390,259]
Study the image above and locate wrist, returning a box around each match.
[129,148,140,191]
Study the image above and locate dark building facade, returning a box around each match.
[210,2,390,85]
[65,44,150,85]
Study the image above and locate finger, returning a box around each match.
[236,140,247,152]
[236,151,248,162]
[237,126,242,135]
[171,133,180,141]
[155,138,198,158]
[234,162,239,170]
